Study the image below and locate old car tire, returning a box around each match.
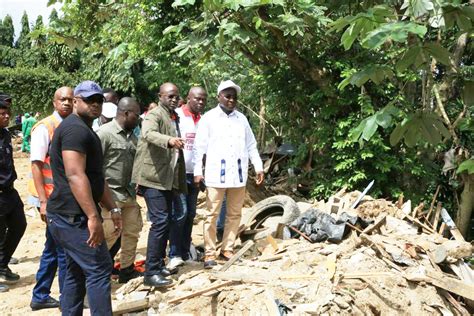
[243,195,301,240]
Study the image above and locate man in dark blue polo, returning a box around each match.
[47,81,122,315]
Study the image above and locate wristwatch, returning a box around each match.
[110,207,122,215]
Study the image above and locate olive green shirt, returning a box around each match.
[97,119,137,202]
[131,103,186,192]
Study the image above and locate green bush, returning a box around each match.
[0,66,78,116]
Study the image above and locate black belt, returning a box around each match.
[50,212,86,224]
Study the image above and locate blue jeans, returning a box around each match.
[32,225,67,303]
[142,187,172,276]
[47,213,112,316]
[169,174,199,260]
[216,195,227,233]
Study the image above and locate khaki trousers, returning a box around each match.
[204,187,245,257]
[101,197,143,268]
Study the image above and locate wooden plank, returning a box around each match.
[438,222,446,235]
[406,271,474,301]
[168,280,236,304]
[449,227,465,242]
[113,298,149,316]
[210,271,268,284]
[362,215,387,235]
[264,289,280,315]
[405,215,436,234]
[412,202,424,218]
[266,235,279,253]
[426,185,440,221]
[343,272,396,279]
[432,202,442,230]
[219,240,255,272]
[440,290,470,316]
[259,243,322,262]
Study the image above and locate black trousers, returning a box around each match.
[142,187,172,276]
[0,188,26,269]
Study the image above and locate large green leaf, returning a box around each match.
[401,0,434,18]
[351,105,399,144]
[339,65,394,89]
[362,22,427,49]
[172,0,196,7]
[389,112,451,147]
[341,21,365,50]
[456,159,474,174]
[396,46,422,72]
[462,81,474,106]
[424,42,451,66]
[329,5,395,50]
[362,115,378,141]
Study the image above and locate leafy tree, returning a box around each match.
[31,0,474,238]
[15,11,31,49]
[0,15,14,47]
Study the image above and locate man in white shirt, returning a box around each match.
[168,87,207,269]
[27,87,73,310]
[193,80,264,268]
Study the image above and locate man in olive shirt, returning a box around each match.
[132,82,187,288]
[97,97,142,284]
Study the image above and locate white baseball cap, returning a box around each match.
[101,102,117,118]
[217,80,241,95]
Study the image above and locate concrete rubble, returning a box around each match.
[111,190,473,316]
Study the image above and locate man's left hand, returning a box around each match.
[39,201,47,223]
[111,213,122,235]
[256,172,264,185]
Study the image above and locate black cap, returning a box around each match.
[0,93,12,102]
[0,99,9,108]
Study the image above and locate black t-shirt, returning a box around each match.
[47,114,104,216]
[0,128,16,190]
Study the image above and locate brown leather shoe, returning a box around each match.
[219,251,234,261]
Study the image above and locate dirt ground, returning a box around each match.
[1,156,176,315]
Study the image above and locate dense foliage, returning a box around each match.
[1,0,472,236]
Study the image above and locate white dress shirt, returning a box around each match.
[193,105,263,188]
[30,111,63,162]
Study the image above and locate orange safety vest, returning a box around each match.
[27,114,60,198]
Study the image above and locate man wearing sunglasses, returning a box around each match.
[46,81,121,315]
[132,82,187,288]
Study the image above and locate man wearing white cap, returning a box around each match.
[92,102,117,132]
[193,80,264,268]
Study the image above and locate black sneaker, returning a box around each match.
[0,267,20,284]
[118,266,143,284]
[30,297,60,311]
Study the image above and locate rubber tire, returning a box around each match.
[244,195,300,240]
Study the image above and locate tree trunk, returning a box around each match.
[456,173,474,239]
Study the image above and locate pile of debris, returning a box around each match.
[111,189,473,315]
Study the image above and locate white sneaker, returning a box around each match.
[167,257,184,270]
